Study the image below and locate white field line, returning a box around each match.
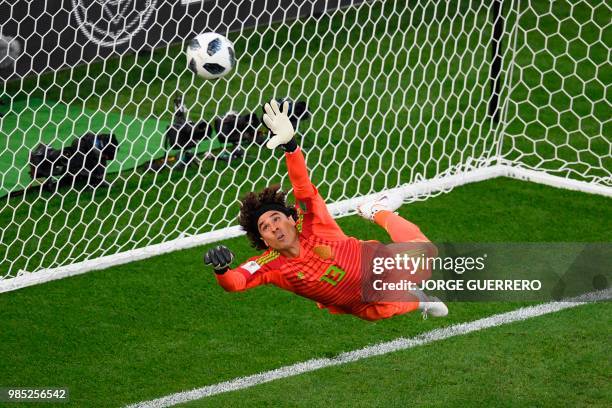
[125,288,611,408]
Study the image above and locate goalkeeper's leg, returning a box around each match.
[373,210,429,243]
[357,193,429,242]
[375,211,448,317]
[358,194,448,318]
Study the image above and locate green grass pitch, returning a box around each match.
[0,178,610,406]
[0,0,610,406]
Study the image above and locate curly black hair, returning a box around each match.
[239,184,298,250]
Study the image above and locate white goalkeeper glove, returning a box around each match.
[263,100,295,150]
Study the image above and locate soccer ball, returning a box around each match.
[186,33,236,80]
[0,35,21,70]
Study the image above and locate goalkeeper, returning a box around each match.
[204,100,448,321]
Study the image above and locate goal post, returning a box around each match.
[0,0,609,292]
[499,0,611,186]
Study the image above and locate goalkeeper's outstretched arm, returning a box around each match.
[263,99,315,201]
[263,99,346,240]
[204,245,286,292]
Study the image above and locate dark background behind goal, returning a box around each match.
[0,0,365,79]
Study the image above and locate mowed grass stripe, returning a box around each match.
[126,289,611,408]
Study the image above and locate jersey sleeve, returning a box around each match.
[285,147,347,240]
[215,251,289,292]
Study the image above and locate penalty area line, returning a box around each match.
[125,289,611,408]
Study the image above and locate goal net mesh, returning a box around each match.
[0,0,609,281]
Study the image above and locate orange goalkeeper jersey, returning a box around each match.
[216,147,371,316]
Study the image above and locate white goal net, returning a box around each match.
[0,0,610,290]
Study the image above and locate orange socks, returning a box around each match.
[373,210,428,243]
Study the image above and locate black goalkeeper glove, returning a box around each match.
[204,245,234,274]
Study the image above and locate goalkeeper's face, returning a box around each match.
[257,210,299,251]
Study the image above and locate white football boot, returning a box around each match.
[419,296,449,319]
[357,192,404,221]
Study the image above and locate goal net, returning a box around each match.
[0,0,609,290]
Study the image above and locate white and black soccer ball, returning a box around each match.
[0,35,21,70]
[186,33,236,80]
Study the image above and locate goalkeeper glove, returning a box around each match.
[262,99,297,151]
[204,245,234,274]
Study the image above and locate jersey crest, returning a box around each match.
[313,244,333,260]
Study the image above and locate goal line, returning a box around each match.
[1,165,609,294]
